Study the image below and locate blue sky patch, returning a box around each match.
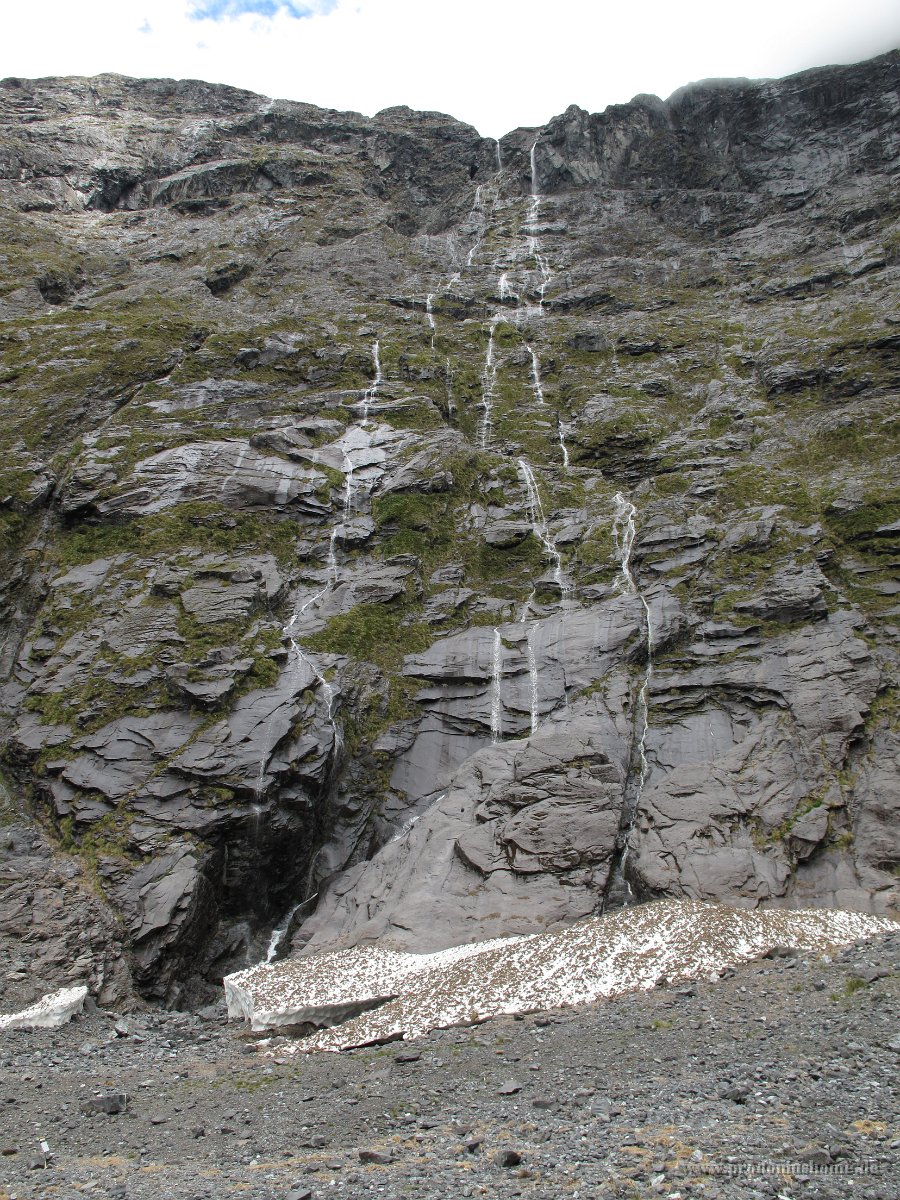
[190,0,339,20]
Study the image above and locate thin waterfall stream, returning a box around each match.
[605,491,654,906]
[516,458,568,597]
[257,342,390,962]
[490,628,503,743]
[479,316,500,447]
[526,140,552,309]
[557,417,571,468]
[526,625,540,735]
[358,339,382,423]
[527,344,545,405]
[425,293,436,349]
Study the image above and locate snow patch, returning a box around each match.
[0,985,88,1031]
[224,900,895,1052]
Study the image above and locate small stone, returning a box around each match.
[497,1080,522,1095]
[858,966,889,983]
[532,1099,554,1110]
[494,1148,523,1168]
[763,945,799,960]
[795,1144,832,1166]
[286,1190,313,1200]
[27,1156,46,1170]
[394,1051,421,1063]
[358,1149,391,1164]
[80,1093,127,1116]
[191,1125,205,1138]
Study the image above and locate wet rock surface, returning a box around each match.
[0,931,897,1199]
[0,54,897,1000]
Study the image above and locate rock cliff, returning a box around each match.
[0,53,897,1005]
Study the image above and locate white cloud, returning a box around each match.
[4,0,898,136]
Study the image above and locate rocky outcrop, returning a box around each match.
[0,53,897,1002]
[0,807,134,1011]
[298,720,625,954]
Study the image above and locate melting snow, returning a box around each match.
[224,899,895,1052]
[0,985,88,1031]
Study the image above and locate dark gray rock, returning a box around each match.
[80,1093,128,1115]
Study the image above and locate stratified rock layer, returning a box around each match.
[0,55,897,1001]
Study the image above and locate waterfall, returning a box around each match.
[608,491,654,903]
[359,340,382,423]
[425,293,436,349]
[296,646,343,760]
[444,357,455,421]
[341,447,355,522]
[465,184,487,267]
[264,889,320,964]
[498,272,517,302]
[526,140,552,308]
[494,138,503,171]
[526,624,540,735]
[326,527,339,583]
[265,902,301,963]
[527,344,545,405]
[490,628,503,743]
[389,812,422,844]
[557,417,570,468]
[479,316,499,448]
[517,458,568,597]
[284,597,343,761]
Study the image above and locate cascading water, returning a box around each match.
[557,417,571,468]
[526,140,553,308]
[341,447,355,523]
[479,316,500,448]
[490,628,503,743]
[498,272,517,302]
[256,597,345,965]
[359,340,382,423]
[527,344,545,405]
[425,293,436,350]
[606,491,654,906]
[465,184,487,267]
[444,358,455,422]
[517,458,568,597]
[265,902,300,963]
[390,812,422,844]
[526,625,540,735]
[293,642,343,760]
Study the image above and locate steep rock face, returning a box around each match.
[0,55,897,1001]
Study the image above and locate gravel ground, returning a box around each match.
[0,931,897,1200]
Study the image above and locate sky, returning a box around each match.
[3,0,899,137]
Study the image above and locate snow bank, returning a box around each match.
[0,985,88,1031]
[223,900,895,1052]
